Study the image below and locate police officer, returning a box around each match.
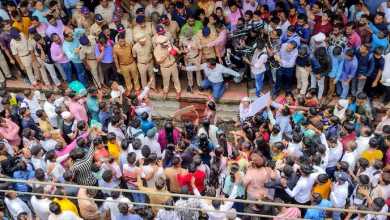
[161,14,180,41]
[152,25,172,49]
[10,28,41,90]
[133,15,154,43]
[131,8,151,27]
[113,33,140,95]
[94,0,115,23]
[115,24,134,45]
[109,14,131,30]
[79,36,106,91]
[115,5,131,23]
[27,27,49,89]
[197,27,217,63]
[179,27,202,93]
[78,6,95,36]
[132,33,157,93]
[150,12,161,36]
[71,1,84,27]
[90,14,105,38]
[154,35,181,100]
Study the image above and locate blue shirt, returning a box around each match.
[278,43,298,68]
[95,40,115,63]
[281,33,301,47]
[304,199,332,220]
[56,176,79,196]
[32,8,50,24]
[64,0,79,13]
[86,97,99,121]
[63,28,85,63]
[115,214,143,220]
[371,34,388,52]
[339,54,358,82]
[171,9,193,28]
[355,50,375,77]
[364,0,386,15]
[295,26,310,42]
[348,102,357,112]
[328,46,345,79]
[373,56,385,77]
[21,118,40,136]
[99,110,112,133]
[138,118,156,134]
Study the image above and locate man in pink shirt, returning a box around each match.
[206,23,228,64]
[30,16,48,37]
[68,91,88,122]
[346,21,362,48]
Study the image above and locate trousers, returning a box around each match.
[86,60,104,88]
[101,62,119,85]
[120,62,140,91]
[336,81,350,99]
[273,66,294,95]
[20,55,40,85]
[295,66,310,95]
[0,51,11,82]
[73,62,88,87]
[326,77,336,98]
[137,61,155,89]
[60,62,73,83]
[201,79,225,99]
[254,72,264,97]
[161,64,181,93]
[351,76,367,96]
[310,73,325,100]
[185,57,202,87]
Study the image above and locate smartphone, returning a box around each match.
[78,45,82,50]
[51,9,56,13]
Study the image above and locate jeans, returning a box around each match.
[254,72,264,97]
[326,166,337,179]
[60,62,73,83]
[332,211,342,220]
[265,63,275,85]
[351,76,367,96]
[383,85,390,104]
[336,81,350,99]
[273,66,294,95]
[310,73,325,99]
[127,183,145,208]
[201,79,226,99]
[73,62,88,87]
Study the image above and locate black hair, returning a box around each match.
[164,144,175,165]
[255,136,271,159]
[218,133,229,158]
[127,152,137,164]
[49,202,61,215]
[343,121,355,133]
[358,158,369,169]
[208,163,221,189]
[164,122,175,146]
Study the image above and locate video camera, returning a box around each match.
[229,21,264,40]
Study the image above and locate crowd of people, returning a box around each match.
[0,0,390,219]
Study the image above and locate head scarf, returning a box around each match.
[333,99,349,121]
[239,97,252,122]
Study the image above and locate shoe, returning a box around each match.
[187,86,192,93]
[376,103,385,110]
[36,79,44,83]
[135,90,140,96]
[1,82,5,88]
[249,88,256,93]
[125,90,131,97]
[198,86,203,92]
[162,92,168,99]
[6,76,17,80]
[271,94,278,100]
[23,78,31,84]
[151,88,159,94]
[176,92,181,100]
[33,84,42,90]
[322,98,332,106]
[47,84,54,90]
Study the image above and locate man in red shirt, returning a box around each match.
[340,121,357,151]
[177,161,206,194]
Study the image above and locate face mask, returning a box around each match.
[163,40,169,46]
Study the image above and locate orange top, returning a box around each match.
[313,179,331,200]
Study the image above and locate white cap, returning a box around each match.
[61,111,71,120]
[314,33,326,42]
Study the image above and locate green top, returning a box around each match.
[180,20,204,37]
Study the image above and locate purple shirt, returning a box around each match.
[0,31,12,51]
[33,22,48,37]
[207,29,228,57]
[157,129,180,151]
[51,41,70,63]
[46,20,64,42]
[339,55,358,82]
[242,0,258,13]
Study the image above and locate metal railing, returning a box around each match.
[1,178,388,219]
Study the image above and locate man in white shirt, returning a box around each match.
[5,191,32,220]
[355,126,374,158]
[144,127,161,158]
[31,187,52,220]
[192,174,239,220]
[326,135,343,177]
[330,171,350,220]
[280,164,315,212]
[140,153,165,188]
[103,189,132,220]
[43,91,64,129]
[21,89,42,123]
[341,140,358,170]
[48,201,82,220]
[243,39,268,98]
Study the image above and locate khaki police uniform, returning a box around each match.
[94,1,115,23]
[139,0,151,8]
[77,12,95,36]
[79,35,104,88]
[163,21,180,40]
[113,43,140,91]
[132,35,155,89]
[129,3,143,21]
[71,10,84,26]
[132,22,154,43]
[196,30,217,63]
[11,34,40,85]
[115,30,134,44]
[131,16,151,28]
[179,35,202,87]
[121,13,131,22]
[109,19,132,30]
[90,23,104,38]
[152,32,172,49]
[0,49,12,83]
[153,36,181,93]
[27,37,51,85]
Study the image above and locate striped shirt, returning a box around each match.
[70,145,97,186]
[273,207,301,220]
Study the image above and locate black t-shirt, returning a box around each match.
[180,145,200,169]
[36,36,54,64]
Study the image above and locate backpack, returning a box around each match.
[97,40,114,52]
[13,171,33,192]
[362,101,377,121]
[126,126,143,143]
